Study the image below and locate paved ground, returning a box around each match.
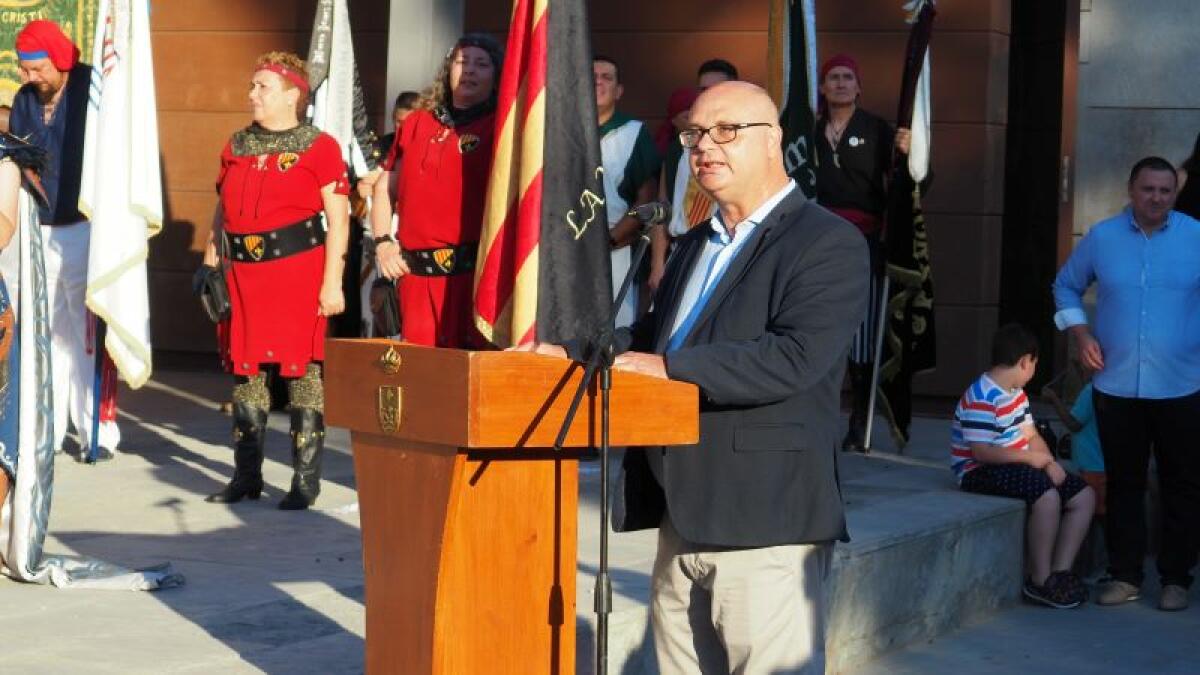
[860,577,1200,675]
[2,371,366,674]
[3,369,1196,673]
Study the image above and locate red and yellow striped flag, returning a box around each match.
[473,0,548,347]
[474,0,611,348]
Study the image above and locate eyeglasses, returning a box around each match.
[679,122,774,149]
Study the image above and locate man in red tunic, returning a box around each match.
[369,34,502,348]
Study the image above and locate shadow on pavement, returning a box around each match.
[45,369,367,673]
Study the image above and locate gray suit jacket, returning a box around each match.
[612,187,869,547]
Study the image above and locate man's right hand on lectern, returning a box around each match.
[507,342,568,359]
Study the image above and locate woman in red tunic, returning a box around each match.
[200,51,350,510]
[369,34,502,348]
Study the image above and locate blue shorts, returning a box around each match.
[960,463,1088,506]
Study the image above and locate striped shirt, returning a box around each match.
[950,373,1033,482]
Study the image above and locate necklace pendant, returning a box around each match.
[833,152,841,169]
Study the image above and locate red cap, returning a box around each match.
[655,87,701,155]
[666,87,699,120]
[819,54,861,85]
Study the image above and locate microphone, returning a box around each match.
[627,201,672,225]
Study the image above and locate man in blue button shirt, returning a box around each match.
[1053,156,1200,612]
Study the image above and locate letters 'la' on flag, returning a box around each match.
[878,0,937,447]
[307,0,379,175]
[474,0,611,347]
[767,0,818,197]
[78,0,162,389]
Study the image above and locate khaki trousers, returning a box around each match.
[650,517,831,675]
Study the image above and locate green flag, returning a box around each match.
[768,0,818,197]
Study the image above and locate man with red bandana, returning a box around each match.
[369,34,502,348]
[814,53,911,453]
[10,20,120,460]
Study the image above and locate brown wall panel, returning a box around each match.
[154,32,388,114]
[152,1,309,31]
[154,32,309,112]
[922,123,1007,216]
[817,31,1008,125]
[150,271,220,353]
[467,1,769,33]
[355,30,391,110]
[589,31,769,120]
[930,31,1010,125]
[153,191,218,271]
[591,1,768,32]
[912,305,999,396]
[816,0,1011,33]
[155,0,386,33]
[159,111,247,191]
[924,215,1002,306]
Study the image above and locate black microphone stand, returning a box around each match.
[552,218,657,675]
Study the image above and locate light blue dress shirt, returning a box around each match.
[1052,208,1200,399]
[666,180,797,351]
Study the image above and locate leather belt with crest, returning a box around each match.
[402,242,478,276]
[225,217,325,264]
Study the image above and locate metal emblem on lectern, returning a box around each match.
[378,345,402,374]
[377,385,402,434]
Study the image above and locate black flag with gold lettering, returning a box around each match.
[768,0,818,197]
[878,0,937,447]
[537,0,610,344]
[474,0,611,346]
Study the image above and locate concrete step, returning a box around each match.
[827,489,1023,673]
[574,452,1026,674]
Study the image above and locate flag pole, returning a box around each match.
[552,223,655,675]
[863,274,890,454]
[85,320,105,463]
[869,0,936,453]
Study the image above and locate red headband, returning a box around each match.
[256,63,310,93]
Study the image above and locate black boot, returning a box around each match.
[278,408,324,510]
[842,363,870,453]
[206,403,266,502]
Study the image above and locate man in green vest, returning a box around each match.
[594,55,659,327]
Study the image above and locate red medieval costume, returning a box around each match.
[383,105,495,348]
[217,125,350,377]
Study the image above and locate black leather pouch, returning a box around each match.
[192,264,231,323]
[371,277,401,337]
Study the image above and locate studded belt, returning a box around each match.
[225,217,325,263]
[401,242,478,276]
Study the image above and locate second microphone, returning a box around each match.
[627,201,672,225]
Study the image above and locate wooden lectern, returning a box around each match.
[324,339,698,674]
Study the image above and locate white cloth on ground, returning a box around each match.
[0,191,179,589]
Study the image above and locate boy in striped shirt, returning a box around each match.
[951,323,1096,608]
